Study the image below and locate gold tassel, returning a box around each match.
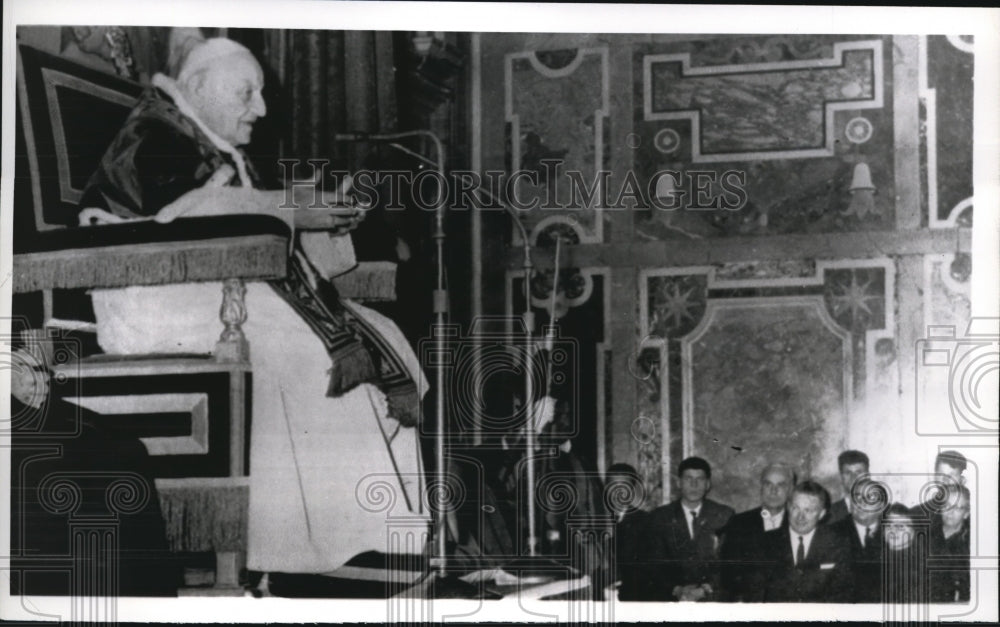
[325,342,378,397]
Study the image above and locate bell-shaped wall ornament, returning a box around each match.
[655,172,677,201]
[849,162,875,192]
[844,162,878,218]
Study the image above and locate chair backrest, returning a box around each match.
[16,44,143,237]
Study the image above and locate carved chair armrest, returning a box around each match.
[13,214,290,362]
[12,215,289,292]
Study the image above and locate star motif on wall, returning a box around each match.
[829,273,880,324]
[656,282,698,329]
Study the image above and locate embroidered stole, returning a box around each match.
[268,249,420,426]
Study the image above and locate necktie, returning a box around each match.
[865,525,873,547]
[796,535,805,566]
[689,510,698,540]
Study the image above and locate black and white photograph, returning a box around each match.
[2,1,998,623]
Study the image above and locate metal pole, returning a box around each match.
[364,131,449,577]
[469,186,537,557]
[427,135,449,579]
[523,263,537,557]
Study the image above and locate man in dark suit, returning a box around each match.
[928,485,970,603]
[825,450,869,524]
[643,457,734,601]
[757,481,854,603]
[830,477,888,602]
[719,463,795,601]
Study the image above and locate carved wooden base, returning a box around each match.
[215,278,250,362]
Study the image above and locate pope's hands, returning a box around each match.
[290,183,368,234]
[292,205,366,233]
[150,165,369,234]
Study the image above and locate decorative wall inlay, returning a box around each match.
[682,296,852,512]
[823,268,886,335]
[653,128,681,154]
[716,260,817,282]
[845,116,873,144]
[647,274,708,339]
[633,36,894,240]
[638,259,894,509]
[920,35,974,228]
[529,268,594,319]
[643,39,883,161]
[632,379,663,505]
[506,47,609,244]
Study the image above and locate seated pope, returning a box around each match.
[79,37,429,577]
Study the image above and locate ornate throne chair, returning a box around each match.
[13,43,399,596]
[11,43,293,596]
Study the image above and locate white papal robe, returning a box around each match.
[91,268,429,573]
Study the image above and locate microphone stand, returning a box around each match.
[470,187,575,583]
[337,131,492,599]
[365,140,572,589]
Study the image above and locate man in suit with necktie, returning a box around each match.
[825,450,869,525]
[830,477,888,602]
[757,480,854,603]
[718,463,796,601]
[643,457,734,601]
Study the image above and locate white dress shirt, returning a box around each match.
[762,508,785,531]
[790,528,817,565]
[854,521,877,547]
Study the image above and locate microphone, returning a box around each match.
[333,132,375,142]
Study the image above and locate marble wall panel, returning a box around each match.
[682,297,851,512]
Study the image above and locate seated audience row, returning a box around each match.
[608,450,972,603]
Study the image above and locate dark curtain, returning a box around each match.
[236,29,399,173]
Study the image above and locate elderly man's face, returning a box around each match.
[760,468,793,512]
[189,52,266,146]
